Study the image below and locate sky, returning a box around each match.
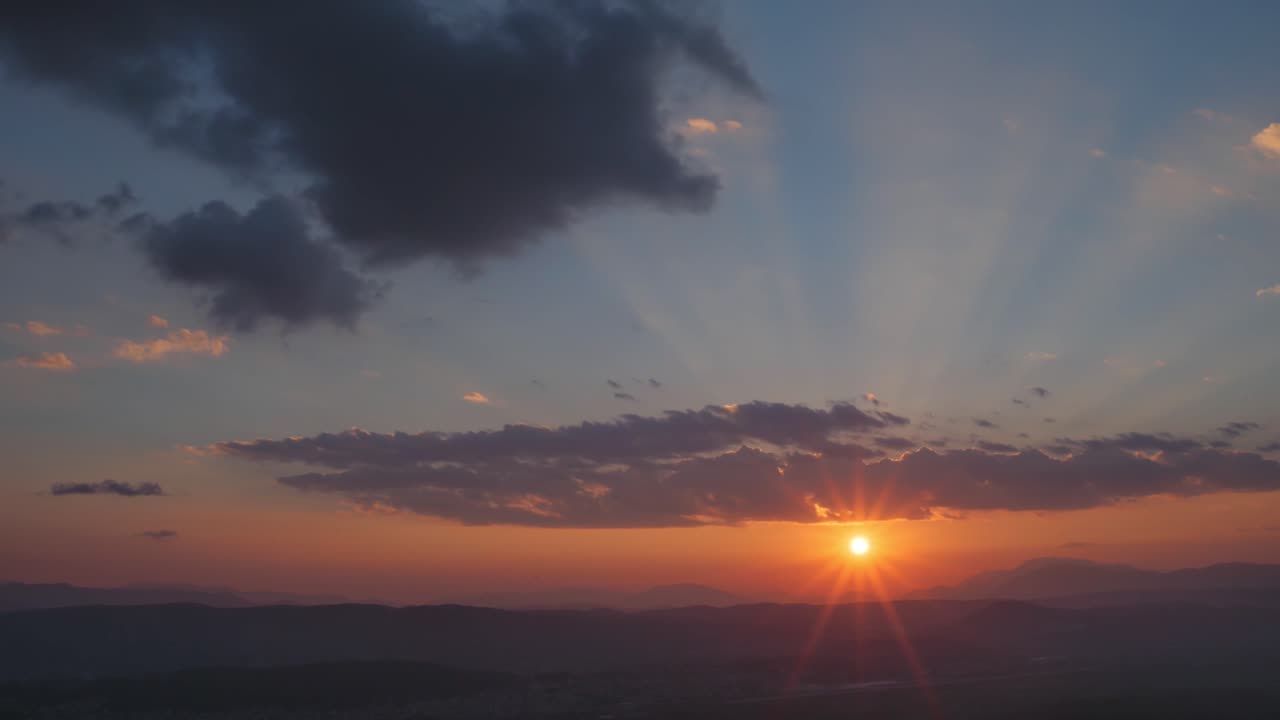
[2,1,1280,604]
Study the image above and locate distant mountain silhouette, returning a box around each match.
[123,582,354,606]
[448,582,745,609]
[0,581,353,613]
[909,557,1280,602]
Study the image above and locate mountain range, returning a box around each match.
[446,582,745,610]
[0,582,352,613]
[907,557,1280,604]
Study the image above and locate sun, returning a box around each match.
[849,536,870,556]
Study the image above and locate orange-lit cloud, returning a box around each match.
[1088,148,1106,158]
[113,329,230,363]
[1251,122,1280,158]
[148,315,170,329]
[10,352,75,370]
[5,320,64,337]
[463,391,491,405]
[685,117,719,134]
[1257,284,1280,297]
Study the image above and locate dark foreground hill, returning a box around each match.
[3,599,1280,681]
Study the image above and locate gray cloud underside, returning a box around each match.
[213,401,1280,528]
[0,1,759,329]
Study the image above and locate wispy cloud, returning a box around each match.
[1257,284,1280,297]
[9,352,75,370]
[113,329,229,363]
[4,320,63,337]
[462,392,491,405]
[51,479,164,497]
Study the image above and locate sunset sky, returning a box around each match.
[3,1,1280,604]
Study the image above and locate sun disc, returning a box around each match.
[850,536,870,556]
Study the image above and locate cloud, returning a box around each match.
[113,328,229,363]
[1012,398,1028,407]
[147,315,169,329]
[973,418,999,429]
[8,352,75,370]
[1259,442,1280,453]
[613,392,638,401]
[216,400,890,469]
[1257,284,1280,297]
[462,392,491,405]
[4,320,63,337]
[1219,421,1261,438]
[862,393,881,407]
[51,479,164,497]
[1029,386,1050,398]
[210,402,1280,527]
[1088,148,1107,158]
[0,183,135,245]
[648,378,662,388]
[606,379,623,390]
[0,1,759,320]
[685,118,719,134]
[208,401,1280,527]
[875,436,916,451]
[1026,352,1057,360]
[1251,123,1280,159]
[136,197,378,330]
[138,529,177,540]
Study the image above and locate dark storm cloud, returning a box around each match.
[0,1,760,321]
[0,184,136,245]
[613,392,638,401]
[213,401,1280,527]
[50,479,164,497]
[138,529,178,540]
[1219,421,1261,438]
[137,196,378,330]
